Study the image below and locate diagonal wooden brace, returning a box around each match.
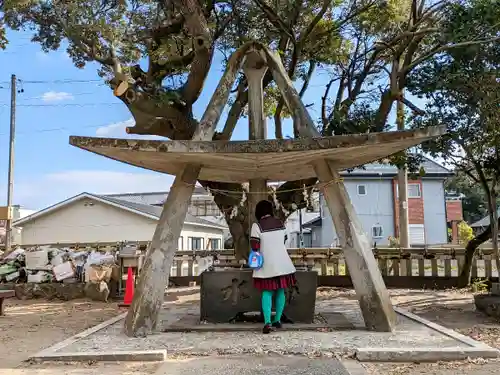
[124,42,257,337]
[260,44,396,331]
[313,160,396,331]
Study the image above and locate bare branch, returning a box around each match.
[402,37,500,76]
[321,79,335,131]
[397,95,425,115]
[220,81,248,140]
[299,60,316,97]
[252,0,294,39]
[297,0,332,47]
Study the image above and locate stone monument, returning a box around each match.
[69,41,446,337]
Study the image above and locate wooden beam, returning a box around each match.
[123,43,253,337]
[70,127,446,154]
[314,161,396,330]
[262,44,398,331]
[243,50,268,248]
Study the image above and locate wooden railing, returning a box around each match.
[170,247,499,280]
[3,243,498,288]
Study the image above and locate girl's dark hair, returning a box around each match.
[255,200,274,221]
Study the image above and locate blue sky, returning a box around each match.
[0,29,401,210]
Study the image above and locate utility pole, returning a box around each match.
[397,90,410,248]
[5,74,16,253]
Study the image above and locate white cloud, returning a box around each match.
[95,118,163,140]
[35,51,50,61]
[41,91,74,102]
[61,51,71,61]
[5,170,175,211]
[96,118,135,136]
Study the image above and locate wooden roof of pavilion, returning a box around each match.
[69,126,446,183]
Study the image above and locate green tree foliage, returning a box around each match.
[408,0,500,192]
[3,0,499,255]
[445,173,488,224]
[457,221,474,245]
[407,0,500,284]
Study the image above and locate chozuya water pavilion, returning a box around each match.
[69,42,446,337]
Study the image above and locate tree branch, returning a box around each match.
[174,0,214,105]
[220,81,248,140]
[252,0,294,39]
[297,0,332,48]
[396,94,425,115]
[299,60,316,97]
[321,79,335,133]
[402,37,500,76]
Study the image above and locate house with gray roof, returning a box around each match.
[470,208,500,233]
[304,156,454,247]
[13,192,226,250]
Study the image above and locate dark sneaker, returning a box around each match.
[272,321,282,329]
[262,324,272,334]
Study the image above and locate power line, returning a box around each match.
[0,102,122,108]
[0,78,103,85]
[15,90,107,102]
[22,79,103,84]
[0,119,131,136]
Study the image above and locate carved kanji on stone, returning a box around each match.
[221,278,250,305]
[285,283,300,305]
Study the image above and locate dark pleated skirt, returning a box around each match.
[253,273,297,291]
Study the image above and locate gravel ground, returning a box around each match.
[60,290,467,356]
[360,288,500,375]
[3,362,162,375]
[153,356,352,375]
[2,287,499,375]
[0,299,121,369]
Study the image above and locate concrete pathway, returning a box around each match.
[154,356,367,375]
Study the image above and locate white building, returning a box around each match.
[14,192,225,249]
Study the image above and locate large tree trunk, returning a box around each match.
[227,212,251,261]
[458,216,500,287]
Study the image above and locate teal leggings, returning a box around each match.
[261,289,286,325]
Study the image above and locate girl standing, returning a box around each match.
[250,200,296,334]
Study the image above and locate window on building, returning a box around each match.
[208,238,221,250]
[372,225,383,239]
[188,199,222,216]
[189,237,204,250]
[206,203,221,216]
[408,183,421,198]
[357,185,367,196]
[178,236,184,250]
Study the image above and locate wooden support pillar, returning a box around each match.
[124,165,200,337]
[243,51,268,227]
[261,45,396,331]
[124,44,252,337]
[314,160,396,331]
